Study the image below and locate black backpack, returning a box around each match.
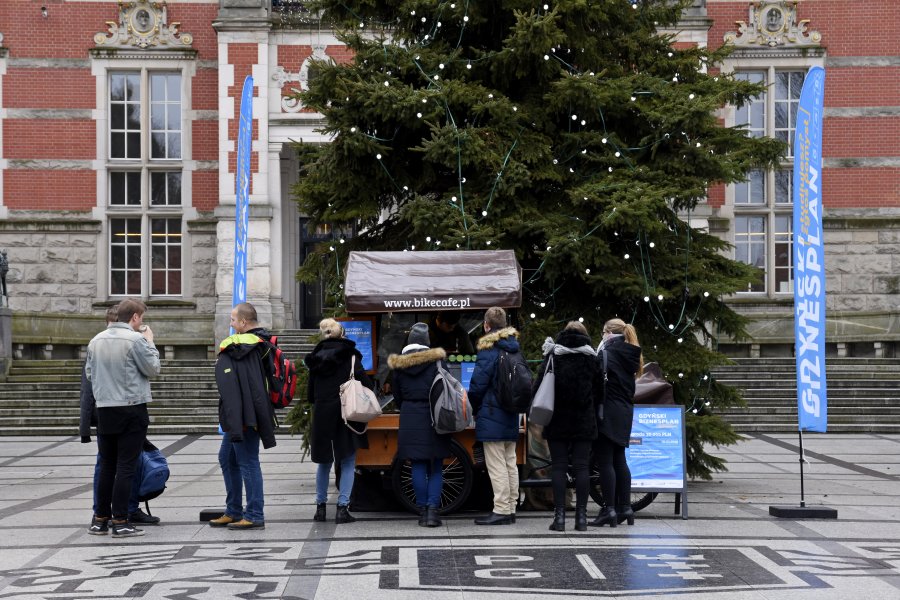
[495,349,534,413]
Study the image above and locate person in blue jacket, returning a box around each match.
[468,307,522,526]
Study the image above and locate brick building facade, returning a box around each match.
[0,0,896,361]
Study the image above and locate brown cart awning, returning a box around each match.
[344,250,522,313]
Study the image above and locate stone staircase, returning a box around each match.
[0,329,317,437]
[713,357,900,433]
[5,346,899,436]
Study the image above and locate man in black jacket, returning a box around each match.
[211,302,277,530]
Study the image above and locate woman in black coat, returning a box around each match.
[532,321,605,532]
[387,322,451,528]
[590,318,643,528]
[304,318,375,525]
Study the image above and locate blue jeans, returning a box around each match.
[411,458,443,508]
[316,453,356,506]
[218,428,265,523]
[93,449,140,516]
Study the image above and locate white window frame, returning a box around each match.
[92,57,198,301]
[722,54,824,297]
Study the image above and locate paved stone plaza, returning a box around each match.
[0,433,899,599]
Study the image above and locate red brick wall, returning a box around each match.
[192,170,219,212]
[823,168,900,208]
[708,1,900,57]
[226,43,260,193]
[4,170,95,210]
[192,121,218,162]
[708,184,725,210]
[707,0,900,209]
[824,118,900,158]
[329,45,354,65]
[0,1,220,213]
[4,69,96,109]
[4,120,95,159]
[192,68,219,111]
[0,2,218,60]
[825,67,900,107]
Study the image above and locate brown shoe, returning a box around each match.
[208,514,238,528]
[226,518,265,530]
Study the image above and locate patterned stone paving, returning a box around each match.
[0,433,898,599]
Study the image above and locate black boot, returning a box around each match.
[313,503,326,522]
[548,507,565,532]
[616,504,635,525]
[417,506,427,527]
[335,504,356,524]
[474,512,512,525]
[424,506,442,527]
[588,506,618,528]
[574,506,588,531]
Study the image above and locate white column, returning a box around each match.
[267,141,284,329]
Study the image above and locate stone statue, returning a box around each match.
[0,249,8,301]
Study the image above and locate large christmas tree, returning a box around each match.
[293,0,785,479]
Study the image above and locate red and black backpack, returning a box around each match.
[262,336,297,408]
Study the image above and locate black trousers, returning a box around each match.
[96,406,148,520]
[548,439,592,510]
[594,434,632,508]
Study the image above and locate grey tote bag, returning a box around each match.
[529,355,555,427]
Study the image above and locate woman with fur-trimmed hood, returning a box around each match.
[387,322,451,527]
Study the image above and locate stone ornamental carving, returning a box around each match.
[273,44,332,113]
[94,1,193,49]
[724,1,821,48]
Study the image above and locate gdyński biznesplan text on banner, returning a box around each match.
[232,76,254,315]
[792,67,828,433]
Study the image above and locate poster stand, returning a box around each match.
[627,404,689,520]
[336,316,377,374]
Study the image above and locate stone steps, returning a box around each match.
[712,357,900,432]
[0,423,299,437]
[0,330,314,436]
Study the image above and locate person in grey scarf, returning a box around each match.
[532,321,604,532]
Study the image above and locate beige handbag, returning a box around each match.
[339,355,381,433]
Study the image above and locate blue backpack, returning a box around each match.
[137,446,170,503]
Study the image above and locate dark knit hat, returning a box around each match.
[407,322,430,346]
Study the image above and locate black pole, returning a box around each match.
[769,426,836,519]
[798,429,806,508]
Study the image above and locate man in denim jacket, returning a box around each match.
[80,304,160,528]
[85,298,160,537]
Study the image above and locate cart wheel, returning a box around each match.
[391,439,473,515]
[588,454,657,512]
[589,487,658,513]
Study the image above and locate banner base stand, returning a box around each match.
[199,508,224,522]
[769,505,837,519]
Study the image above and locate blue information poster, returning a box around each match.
[626,405,686,490]
[459,361,476,391]
[340,318,374,372]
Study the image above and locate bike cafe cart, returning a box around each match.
[341,250,525,513]
[341,249,662,515]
